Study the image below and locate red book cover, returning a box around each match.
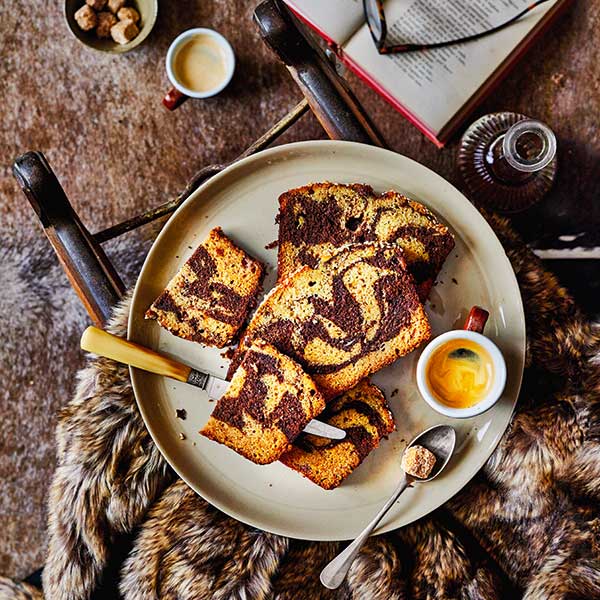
[285,0,573,147]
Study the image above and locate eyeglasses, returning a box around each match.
[363,0,551,54]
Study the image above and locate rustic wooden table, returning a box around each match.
[0,0,596,580]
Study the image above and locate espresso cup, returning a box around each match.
[416,306,507,419]
[163,28,235,110]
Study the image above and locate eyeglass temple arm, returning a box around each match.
[379,0,552,54]
[255,0,386,147]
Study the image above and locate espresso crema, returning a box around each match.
[173,33,229,93]
[425,338,494,408]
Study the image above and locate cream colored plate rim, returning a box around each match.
[128,140,525,541]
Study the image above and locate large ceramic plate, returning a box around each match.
[129,141,525,541]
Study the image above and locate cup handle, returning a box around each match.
[162,87,188,110]
[463,306,489,334]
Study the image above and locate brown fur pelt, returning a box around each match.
[0,578,43,600]
[4,214,600,599]
[42,296,175,600]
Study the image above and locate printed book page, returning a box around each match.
[284,0,364,45]
[342,0,556,135]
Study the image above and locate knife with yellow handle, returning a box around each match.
[80,327,346,440]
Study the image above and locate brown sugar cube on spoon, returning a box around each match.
[201,341,326,464]
[96,11,117,38]
[111,19,139,44]
[74,5,97,31]
[145,227,264,348]
[117,6,140,23]
[401,444,436,479]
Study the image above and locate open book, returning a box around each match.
[285,0,571,147]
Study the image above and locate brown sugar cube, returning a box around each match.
[74,5,97,31]
[86,0,107,9]
[107,0,127,13]
[117,6,140,23]
[401,445,436,479]
[110,19,139,44]
[96,11,117,38]
[145,227,265,348]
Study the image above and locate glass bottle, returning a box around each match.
[458,112,557,213]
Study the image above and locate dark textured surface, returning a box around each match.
[0,0,596,579]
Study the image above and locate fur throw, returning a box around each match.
[2,213,600,599]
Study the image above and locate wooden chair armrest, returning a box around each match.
[254,0,386,147]
[13,151,125,326]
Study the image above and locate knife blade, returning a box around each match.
[188,369,346,440]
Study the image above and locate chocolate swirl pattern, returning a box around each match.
[201,341,325,464]
[145,227,264,348]
[231,242,431,399]
[280,380,395,489]
[277,182,455,300]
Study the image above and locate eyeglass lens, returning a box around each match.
[364,0,383,42]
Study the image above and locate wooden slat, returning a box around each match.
[254,0,386,147]
[13,151,125,326]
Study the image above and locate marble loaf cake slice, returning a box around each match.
[277,182,455,300]
[280,380,395,489]
[145,227,264,348]
[201,341,325,464]
[230,242,431,400]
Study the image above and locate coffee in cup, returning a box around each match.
[163,28,235,110]
[425,337,495,409]
[416,306,507,418]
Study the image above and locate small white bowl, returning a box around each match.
[416,330,507,419]
[166,28,235,99]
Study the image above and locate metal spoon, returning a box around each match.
[320,424,456,589]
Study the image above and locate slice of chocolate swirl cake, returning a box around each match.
[280,380,395,489]
[145,227,264,348]
[201,341,325,464]
[277,182,454,300]
[230,242,431,400]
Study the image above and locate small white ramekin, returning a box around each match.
[416,330,507,419]
[166,28,235,99]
